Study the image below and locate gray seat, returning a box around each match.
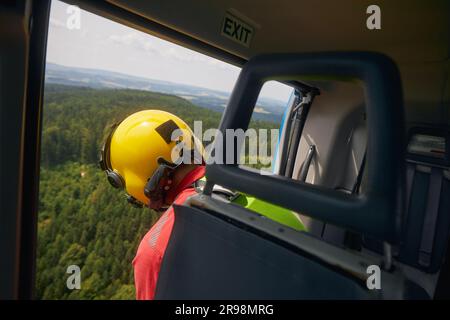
[398,162,449,272]
[364,128,450,274]
[155,204,373,299]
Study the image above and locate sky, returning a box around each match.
[46,0,293,102]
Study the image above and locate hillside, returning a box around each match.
[45,62,287,123]
[37,84,277,299]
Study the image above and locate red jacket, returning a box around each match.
[132,166,205,300]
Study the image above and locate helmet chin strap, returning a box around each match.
[142,146,203,211]
[144,157,179,211]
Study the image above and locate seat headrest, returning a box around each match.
[206,52,405,243]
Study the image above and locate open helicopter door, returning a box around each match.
[154,52,427,299]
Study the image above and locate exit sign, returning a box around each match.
[221,12,254,48]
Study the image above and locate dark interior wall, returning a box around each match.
[0,0,50,299]
[401,61,450,128]
[0,0,31,299]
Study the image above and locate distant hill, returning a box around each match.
[45,62,287,123]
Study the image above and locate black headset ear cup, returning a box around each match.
[106,170,125,189]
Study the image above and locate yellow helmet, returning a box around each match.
[99,110,203,209]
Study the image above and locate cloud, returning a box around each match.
[108,33,157,54]
[49,17,66,28]
[107,32,229,65]
[206,58,239,71]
